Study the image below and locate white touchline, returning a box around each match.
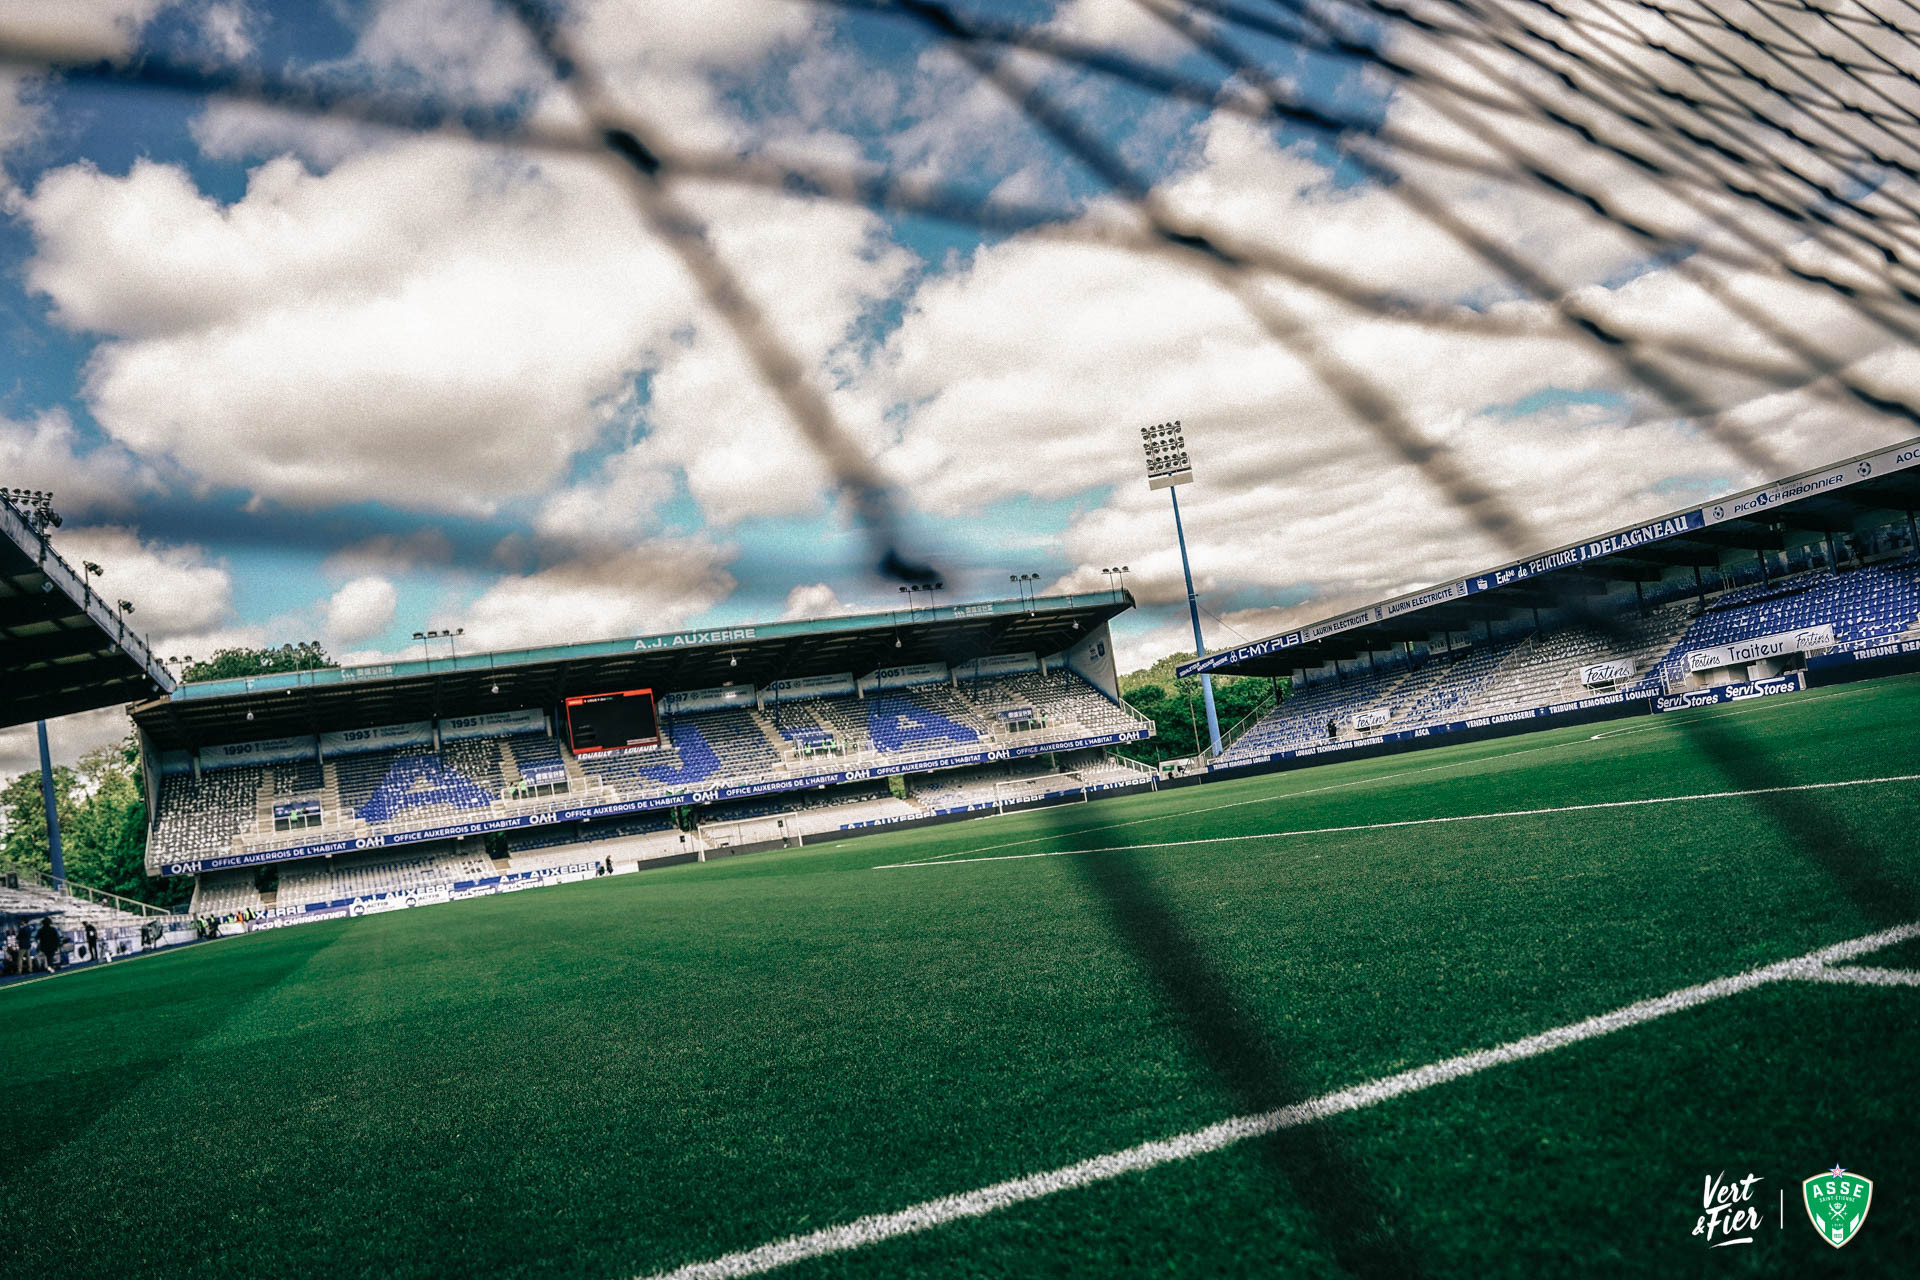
[881,734,1599,869]
[872,773,1920,870]
[636,923,1920,1280]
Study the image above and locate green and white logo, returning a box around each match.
[1803,1167,1872,1249]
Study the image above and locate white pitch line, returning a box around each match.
[880,732,1603,870]
[1792,965,1920,986]
[873,773,1920,869]
[638,922,1920,1280]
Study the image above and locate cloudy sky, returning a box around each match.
[3,0,1917,773]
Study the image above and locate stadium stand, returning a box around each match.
[136,590,1147,923]
[1214,553,1920,768]
[148,669,1146,863]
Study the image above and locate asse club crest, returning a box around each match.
[1803,1167,1872,1249]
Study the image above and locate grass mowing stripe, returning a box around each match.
[879,733,1603,869]
[874,772,1920,869]
[885,681,1888,871]
[640,921,1920,1280]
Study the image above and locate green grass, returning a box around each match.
[5,675,1919,1277]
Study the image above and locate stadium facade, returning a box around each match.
[130,593,1155,923]
[1182,435,1920,770]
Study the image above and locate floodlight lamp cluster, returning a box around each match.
[2,487,63,529]
[1140,420,1192,490]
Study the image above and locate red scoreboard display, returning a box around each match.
[563,688,660,754]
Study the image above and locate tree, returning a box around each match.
[0,763,77,878]
[65,741,189,909]
[1118,652,1287,766]
[0,736,190,909]
[183,641,336,682]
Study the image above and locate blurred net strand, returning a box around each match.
[1761,0,1920,133]
[497,2,962,585]
[1372,0,1920,239]
[1637,0,1920,101]
[1233,0,1920,434]
[1169,0,1920,461]
[830,0,1920,441]
[1252,0,1920,243]
[883,0,1544,553]
[1527,0,1920,236]
[9,14,1894,406]
[1327,0,1920,275]
[1438,0,1920,375]
[9,3,1915,325]
[1384,0,1920,321]
[832,0,1920,296]
[1493,0,1920,225]
[1,0,1918,574]
[1198,2,1890,463]
[0,25,1679,344]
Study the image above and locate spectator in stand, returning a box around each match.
[1326,718,1338,740]
[36,916,62,971]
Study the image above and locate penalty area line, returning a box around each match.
[872,773,1920,870]
[636,921,1920,1280]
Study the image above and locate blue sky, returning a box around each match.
[2,0,1909,771]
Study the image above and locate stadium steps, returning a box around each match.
[749,709,794,757]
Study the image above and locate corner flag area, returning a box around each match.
[5,673,1916,1277]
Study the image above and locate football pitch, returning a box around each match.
[7,676,1919,1277]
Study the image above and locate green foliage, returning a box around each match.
[0,764,77,878]
[182,641,336,682]
[0,735,188,909]
[1119,652,1284,764]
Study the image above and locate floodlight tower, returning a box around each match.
[1142,420,1222,757]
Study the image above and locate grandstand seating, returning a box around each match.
[908,753,1151,810]
[1216,554,1920,767]
[151,769,263,859]
[152,671,1147,911]
[1652,554,1920,685]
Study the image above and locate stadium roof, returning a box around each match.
[131,590,1131,751]
[1182,435,1920,679]
[0,497,175,730]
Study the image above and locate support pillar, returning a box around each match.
[37,720,64,887]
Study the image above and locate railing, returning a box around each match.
[1196,684,1281,768]
[0,863,182,919]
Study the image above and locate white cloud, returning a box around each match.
[779,582,846,621]
[45,526,236,646]
[324,575,399,644]
[21,140,911,526]
[457,538,734,650]
[0,706,133,782]
[0,409,156,517]
[0,1,186,170]
[196,0,253,59]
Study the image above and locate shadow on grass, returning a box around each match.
[1069,837,1430,1278]
[0,927,344,1177]
[1682,706,1917,926]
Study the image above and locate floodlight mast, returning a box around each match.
[1142,420,1222,758]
